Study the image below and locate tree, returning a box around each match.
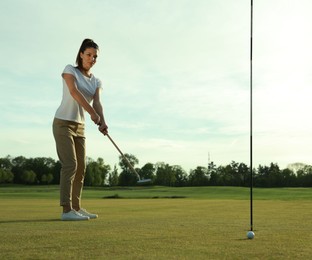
[11,156,27,184]
[207,161,217,179]
[296,165,312,187]
[108,165,119,186]
[154,162,176,186]
[255,164,270,187]
[41,173,54,184]
[207,161,249,187]
[280,168,297,187]
[118,154,138,171]
[0,168,14,183]
[85,157,110,186]
[140,163,155,181]
[172,165,188,187]
[0,155,13,171]
[209,163,221,186]
[26,157,56,184]
[256,163,286,187]
[52,160,61,184]
[21,170,36,184]
[118,154,138,186]
[223,161,246,186]
[287,162,307,175]
[0,155,14,184]
[238,162,250,187]
[188,166,209,186]
[2,155,312,187]
[268,163,282,187]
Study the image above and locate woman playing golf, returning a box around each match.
[53,39,108,221]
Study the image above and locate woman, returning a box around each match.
[53,39,108,221]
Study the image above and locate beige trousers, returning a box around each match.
[52,118,86,209]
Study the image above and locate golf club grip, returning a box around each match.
[106,134,140,178]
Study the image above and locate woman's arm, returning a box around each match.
[62,73,100,124]
[93,87,108,134]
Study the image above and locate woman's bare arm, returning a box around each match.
[62,73,100,124]
[93,87,108,134]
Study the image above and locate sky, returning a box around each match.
[1,0,312,172]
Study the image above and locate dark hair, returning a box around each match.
[75,39,99,68]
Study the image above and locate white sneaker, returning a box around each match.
[61,210,90,221]
[78,208,98,219]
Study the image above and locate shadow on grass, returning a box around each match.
[0,219,60,224]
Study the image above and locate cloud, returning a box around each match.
[1,0,312,171]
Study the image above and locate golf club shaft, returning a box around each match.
[106,133,141,180]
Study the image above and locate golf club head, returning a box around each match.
[137,178,152,184]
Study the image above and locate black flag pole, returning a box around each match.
[250,0,254,233]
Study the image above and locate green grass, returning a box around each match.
[0,186,312,259]
[2,185,312,200]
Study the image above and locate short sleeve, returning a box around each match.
[62,64,77,77]
[96,78,102,89]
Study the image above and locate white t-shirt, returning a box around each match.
[54,65,102,123]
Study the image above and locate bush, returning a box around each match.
[0,168,14,183]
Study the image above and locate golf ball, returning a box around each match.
[247,231,255,239]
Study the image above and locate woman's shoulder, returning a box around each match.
[63,64,78,73]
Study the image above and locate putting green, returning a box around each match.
[0,186,311,259]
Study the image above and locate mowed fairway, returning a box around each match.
[0,186,311,259]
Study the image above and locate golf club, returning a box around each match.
[105,133,151,184]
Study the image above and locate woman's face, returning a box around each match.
[80,47,98,71]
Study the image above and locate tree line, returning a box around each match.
[0,155,312,187]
